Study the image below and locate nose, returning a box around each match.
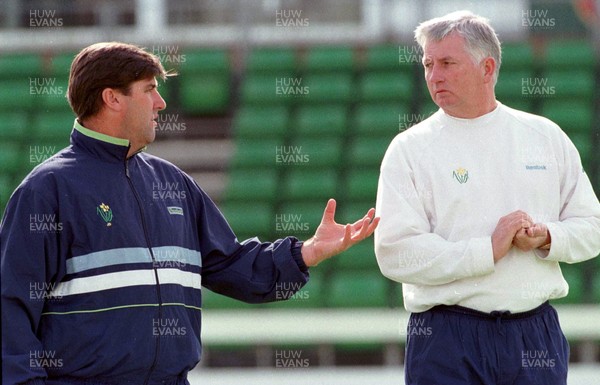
[154,90,167,111]
[427,64,444,84]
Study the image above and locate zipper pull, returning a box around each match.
[125,160,130,178]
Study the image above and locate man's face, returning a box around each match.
[422,33,489,118]
[121,77,166,153]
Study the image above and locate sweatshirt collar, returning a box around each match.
[440,101,502,126]
[71,120,131,162]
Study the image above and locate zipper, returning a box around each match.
[125,158,163,385]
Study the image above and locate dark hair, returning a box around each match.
[67,42,172,120]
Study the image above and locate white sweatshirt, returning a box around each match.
[375,102,600,313]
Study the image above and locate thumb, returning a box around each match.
[321,199,337,224]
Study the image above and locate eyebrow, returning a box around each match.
[422,55,456,65]
[144,82,158,91]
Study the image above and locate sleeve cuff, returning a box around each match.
[290,238,308,273]
[535,222,559,261]
[475,236,496,275]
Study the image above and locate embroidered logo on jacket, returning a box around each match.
[167,206,184,216]
[97,203,113,226]
[453,167,469,184]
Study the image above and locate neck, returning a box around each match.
[80,114,123,139]
[80,116,140,158]
[444,93,498,119]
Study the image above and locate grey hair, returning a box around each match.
[414,10,502,83]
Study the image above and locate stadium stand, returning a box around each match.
[0,26,598,372]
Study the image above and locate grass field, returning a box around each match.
[189,365,600,385]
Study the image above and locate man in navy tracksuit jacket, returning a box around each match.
[0,42,379,385]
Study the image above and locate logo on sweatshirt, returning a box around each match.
[452,167,469,184]
[97,203,113,226]
[525,165,547,170]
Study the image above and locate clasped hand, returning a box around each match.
[491,210,551,262]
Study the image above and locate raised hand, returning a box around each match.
[301,199,380,267]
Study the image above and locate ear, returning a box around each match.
[482,57,496,84]
[100,88,126,113]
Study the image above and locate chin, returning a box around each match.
[146,129,157,144]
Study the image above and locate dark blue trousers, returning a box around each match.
[405,301,569,385]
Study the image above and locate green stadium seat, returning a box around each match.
[338,202,376,225]
[500,98,534,113]
[240,73,297,105]
[346,169,379,202]
[544,41,595,70]
[0,80,35,110]
[501,42,535,70]
[176,49,230,114]
[305,46,354,72]
[223,169,278,203]
[229,139,283,169]
[365,44,418,72]
[39,78,70,111]
[551,263,585,304]
[541,100,593,135]
[327,271,388,307]
[353,103,409,137]
[544,70,594,100]
[0,174,17,211]
[0,111,29,141]
[233,105,290,138]
[49,52,77,77]
[335,238,378,271]
[418,98,439,117]
[282,168,338,201]
[246,48,296,73]
[31,111,74,142]
[0,142,24,174]
[179,49,229,75]
[358,71,413,102]
[496,70,533,100]
[348,136,392,167]
[277,201,325,236]
[293,104,348,137]
[201,287,254,309]
[0,53,44,79]
[156,78,175,107]
[219,201,273,239]
[179,74,230,115]
[262,270,325,308]
[302,74,354,104]
[391,282,403,309]
[287,137,343,168]
[569,133,592,169]
[593,267,600,302]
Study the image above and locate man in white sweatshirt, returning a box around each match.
[375,10,600,385]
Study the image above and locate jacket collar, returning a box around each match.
[70,120,132,162]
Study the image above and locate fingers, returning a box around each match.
[350,207,376,229]
[526,223,547,238]
[351,213,380,242]
[320,200,379,245]
[501,210,535,235]
[341,223,353,247]
[320,199,337,224]
[355,216,372,240]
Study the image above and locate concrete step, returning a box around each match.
[147,138,233,171]
[147,138,232,201]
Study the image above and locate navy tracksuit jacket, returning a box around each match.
[0,123,309,385]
